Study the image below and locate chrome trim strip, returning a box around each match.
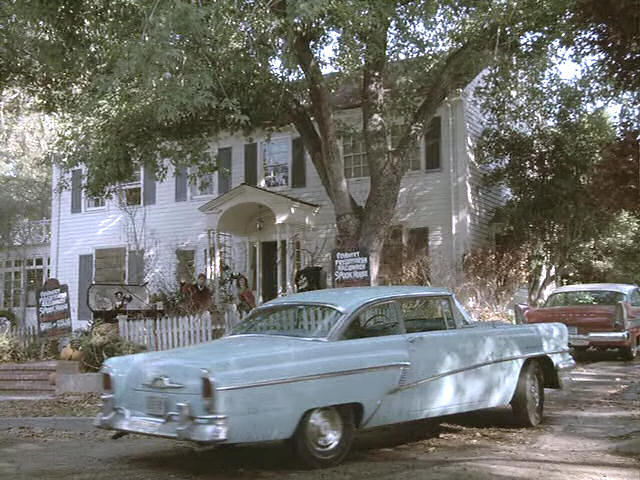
[216,362,411,391]
[570,332,630,342]
[390,349,569,393]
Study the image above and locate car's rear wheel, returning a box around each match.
[292,405,355,469]
[619,339,638,361]
[511,360,544,427]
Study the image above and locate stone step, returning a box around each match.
[0,373,52,382]
[0,361,58,372]
[0,381,54,392]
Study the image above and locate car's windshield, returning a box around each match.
[230,304,343,338]
[545,290,625,307]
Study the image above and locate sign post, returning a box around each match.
[332,249,371,287]
[37,279,72,337]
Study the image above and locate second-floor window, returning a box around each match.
[120,169,142,206]
[263,138,290,188]
[86,196,105,210]
[342,132,368,179]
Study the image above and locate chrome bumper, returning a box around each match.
[556,357,576,389]
[94,394,228,443]
[569,331,629,346]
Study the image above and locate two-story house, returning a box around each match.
[49,83,502,330]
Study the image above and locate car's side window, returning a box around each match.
[399,297,456,333]
[342,302,401,340]
[631,289,640,307]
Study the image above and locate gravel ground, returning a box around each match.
[1,352,638,480]
[0,393,101,418]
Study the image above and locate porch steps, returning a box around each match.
[0,361,57,398]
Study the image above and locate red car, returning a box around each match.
[520,283,640,360]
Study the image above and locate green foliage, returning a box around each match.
[71,323,146,372]
[0,330,25,363]
[0,310,17,328]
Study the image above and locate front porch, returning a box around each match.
[199,184,321,306]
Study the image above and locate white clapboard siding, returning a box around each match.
[118,311,229,352]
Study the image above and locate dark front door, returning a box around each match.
[261,241,278,301]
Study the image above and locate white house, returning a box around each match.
[48,84,502,330]
[0,220,51,327]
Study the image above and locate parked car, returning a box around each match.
[520,283,640,360]
[95,286,574,468]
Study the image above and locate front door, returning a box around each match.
[261,241,278,301]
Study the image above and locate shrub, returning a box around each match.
[71,322,146,372]
[0,310,17,328]
[0,330,25,363]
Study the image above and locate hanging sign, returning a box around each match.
[332,249,371,287]
[37,279,72,337]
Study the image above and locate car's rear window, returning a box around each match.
[545,290,625,307]
[230,304,343,338]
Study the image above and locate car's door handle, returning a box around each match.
[408,337,418,344]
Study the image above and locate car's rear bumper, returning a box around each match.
[569,331,630,347]
[556,357,576,389]
[94,394,228,443]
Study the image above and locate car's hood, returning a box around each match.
[525,305,616,331]
[113,335,324,394]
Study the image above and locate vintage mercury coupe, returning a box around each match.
[521,283,640,360]
[96,286,574,467]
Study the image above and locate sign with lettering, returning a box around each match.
[37,282,72,337]
[332,249,371,287]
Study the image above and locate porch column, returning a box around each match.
[214,230,221,306]
[256,238,262,304]
[286,224,294,293]
[276,223,282,296]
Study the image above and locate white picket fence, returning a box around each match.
[118,311,234,351]
[5,325,39,346]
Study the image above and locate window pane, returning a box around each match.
[400,297,454,333]
[342,133,368,178]
[343,302,400,339]
[263,138,289,188]
[124,187,142,206]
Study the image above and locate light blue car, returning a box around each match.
[95,286,575,468]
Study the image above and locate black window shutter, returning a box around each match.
[408,227,429,256]
[127,250,145,284]
[143,167,156,205]
[218,147,232,194]
[425,116,441,170]
[291,137,306,188]
[71,169,82,213]
[77,254,93,321]
[244,143,258,186]
[175,165,188,202]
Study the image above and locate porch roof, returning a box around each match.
[198,183,320,236]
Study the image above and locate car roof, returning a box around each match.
[551,283,638,295]
[264,286,451,313]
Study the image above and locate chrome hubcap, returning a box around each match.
[305,408,343,452]
[528,372,541,412]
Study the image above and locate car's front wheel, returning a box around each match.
[292,405,356,469]
[511,360,544,427]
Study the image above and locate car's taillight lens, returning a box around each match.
[614,302,629,329]
[202,377,214,412]
[102,372,113,393]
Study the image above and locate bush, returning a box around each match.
[0,330,25,363]
[71,322,146,372]
[0,310,17,328]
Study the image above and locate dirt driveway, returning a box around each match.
[1,352,639,480]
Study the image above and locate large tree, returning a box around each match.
[0,89,53,248]
[1,0,568,280]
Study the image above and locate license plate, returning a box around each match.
[146,395,167,416]
[567,326,578,335]
[128,418,162,433]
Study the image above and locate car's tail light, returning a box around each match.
[202,376,215,413]
[614,302,629,330]
[102,372,113,393]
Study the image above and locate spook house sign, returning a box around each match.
[332,249,371,287]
